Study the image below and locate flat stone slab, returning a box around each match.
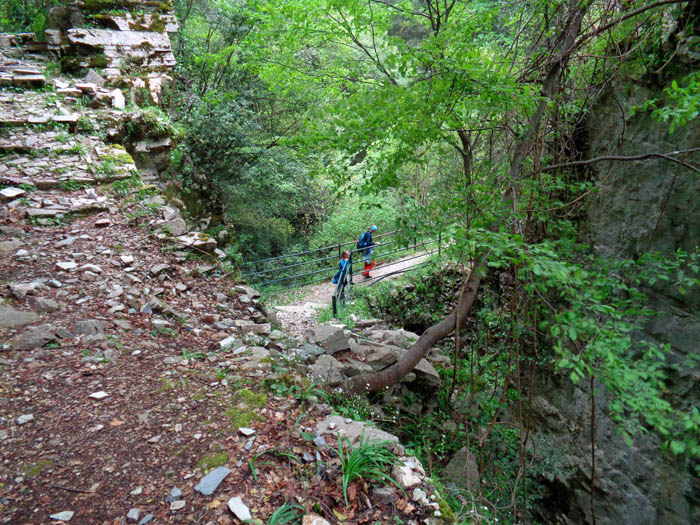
[0,187,25,201]
[194,466,231,496]
[316,415,399,448]
[0,304,39,329]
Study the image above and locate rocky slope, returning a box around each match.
[0,3,444,524]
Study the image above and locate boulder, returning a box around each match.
[306,324,349,354]
[73,319,104,336]
[233,284,260,298]
[339,359,374,377]
[443,447,480,493]
[177,232,216,252]
[316,415,399,449]
[83,69,105,86]
[365,346,401,370]
[294,343,325,362]
[0,304,39,329]
[309,354,345,386]
[238,347,271,369]
[366,328,419,349]
[36,297,60,313]
[9,324,56,350]
[158,217,187,237]
[0,239,23,254]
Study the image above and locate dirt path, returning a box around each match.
[274,250,433,335]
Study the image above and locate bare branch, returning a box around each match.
[530,148,700,176]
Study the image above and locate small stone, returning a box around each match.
[95,218,110,227]
[110,88,125,109]
[219,335,238,350]
[392,464,422,489]
[89,391,108,400]
[170,500,186,511]
[126,508,140,522]
[412,487,429,505]
[227,497,251,521]
[166,487,182,502]
[74,320,104,335]
[194,466,231,496]
[130,487,143,495]
[0,240,23,254]
[151,263,170,275]
[47,279,63,288]
[302,514,332,525]
[37,297,59,313]
[138,514,154,525]
[56,236,77,247]
[16,414,34,425]
[49,511,74,521]
[79,263,103,274]
[16,249,29,257]
[302,452,315,463]
[56,261,77,271]
[313,435,328,448]
[238,427,255,437]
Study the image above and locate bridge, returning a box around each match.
[241,230,442,317]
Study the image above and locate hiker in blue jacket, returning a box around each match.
[332,250,351,284]
[357,225,378,278]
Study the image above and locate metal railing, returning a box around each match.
[241,230,401,288]
[241,230,444,317]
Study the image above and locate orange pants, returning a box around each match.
[363,260,375,277]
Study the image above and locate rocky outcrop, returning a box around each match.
[527,31,700,525]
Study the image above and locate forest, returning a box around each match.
[1,0,698,523]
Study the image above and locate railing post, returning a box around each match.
[439,232,441,254]
[332,295,337,317]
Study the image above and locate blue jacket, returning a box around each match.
[332,258,350,284]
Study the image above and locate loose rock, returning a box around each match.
[194,466,231,496]
[227,497,251,521]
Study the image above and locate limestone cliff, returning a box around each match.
[529,33,700,525]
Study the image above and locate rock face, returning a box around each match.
[48,3,178,105]
[528,52,700,524]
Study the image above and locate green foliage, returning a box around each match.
[307,192,402,250]
[0,0,51,34]
[196,451,229,472]
[333,431,402,506]
[653,71,700,133]
[267,501,303,525]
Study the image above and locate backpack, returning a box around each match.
[356,232,369,250]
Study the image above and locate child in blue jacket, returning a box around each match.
[332,250,351,284]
